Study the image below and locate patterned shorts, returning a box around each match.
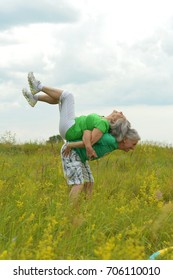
[61,145,94,185]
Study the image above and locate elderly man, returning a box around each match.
[61,124,140,203]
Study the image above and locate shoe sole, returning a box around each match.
[22,89,35,107]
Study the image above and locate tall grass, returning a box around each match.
[0,142,173,260]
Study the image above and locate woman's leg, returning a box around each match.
[41,86,63,102]
[28,72,63,102]
[22,88,59,106]
[27,72,76,138]
[58,91,75,138]
[37,93,59,104]
[37,89,76,138]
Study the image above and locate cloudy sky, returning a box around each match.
[1,0,173,145]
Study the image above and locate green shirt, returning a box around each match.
[74,133,118,163]
[65,113,109,141]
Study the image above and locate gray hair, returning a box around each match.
[110,119,140,142]
[125,128,141,141]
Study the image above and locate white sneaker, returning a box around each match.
[28,72,42,95]
[22,88,37,107]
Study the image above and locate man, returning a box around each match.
[61,124,140,204]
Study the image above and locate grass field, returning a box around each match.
[0,141,173,260]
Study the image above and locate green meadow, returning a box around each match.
[0,141,173,260]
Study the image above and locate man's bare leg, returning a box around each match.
[83,182,94,199]
[69,184,83,206]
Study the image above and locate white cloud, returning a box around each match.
[0,0,79,29]
[0,0,173,143]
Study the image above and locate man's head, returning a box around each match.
[118,128,140,152]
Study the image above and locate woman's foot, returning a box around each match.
[28,72,42,95]
[22,88,37,107]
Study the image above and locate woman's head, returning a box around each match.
[110,118,131,141]
[110,118,141,151]
[106,110,126,124]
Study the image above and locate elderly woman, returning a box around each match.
[61,119,140,203]
[23,72,127,159]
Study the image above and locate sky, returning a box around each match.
[0,0,173,145]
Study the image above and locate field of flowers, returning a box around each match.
[0,141,173,260]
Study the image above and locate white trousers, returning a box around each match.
[59,90,76,139]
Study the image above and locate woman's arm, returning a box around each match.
[62,141,85,157]
[63,129,101,158]
[83,130,98,159]
[82,129,103,158]
[63,129,103,158]
[90,128,103,145]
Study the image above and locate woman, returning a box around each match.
[23,72,128,158]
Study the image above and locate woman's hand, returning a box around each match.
[86,146,98,160]
[63,144,72,157]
